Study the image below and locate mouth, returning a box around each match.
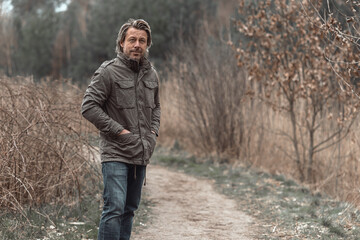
[131,50,142,54]
[131,51,142,57]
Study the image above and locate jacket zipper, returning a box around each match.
[134,71,145,164]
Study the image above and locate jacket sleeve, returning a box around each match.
[151,69,161,136]
[81,68,124,137]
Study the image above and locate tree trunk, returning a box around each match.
[289,99,304,181]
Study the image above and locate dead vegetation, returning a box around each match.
[158,21,360,207]
[0,76,98,215]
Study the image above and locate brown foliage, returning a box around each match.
[236,0,359,182]
[0,76,99,213]
[300,0,360,96]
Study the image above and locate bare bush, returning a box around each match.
[165,38,247,161]
[0,76,99,214]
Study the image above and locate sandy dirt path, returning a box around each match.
[132,165,256,240]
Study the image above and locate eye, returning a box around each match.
[128,38,136,43]
[139,39,146,44]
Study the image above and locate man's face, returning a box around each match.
[121,27,148,62]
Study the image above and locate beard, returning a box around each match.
[129,48,149,61]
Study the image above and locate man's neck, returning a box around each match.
[118,52,151,72]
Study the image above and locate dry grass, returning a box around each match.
[0,76,99,215]
[158,42,360,207]
[157,79,184,146]
[246,104,360,206]
[159,79,360,205]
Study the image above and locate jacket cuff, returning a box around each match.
[151,128,159,137]
[110,121,124,137]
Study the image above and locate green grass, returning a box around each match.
[151,147,360,239]
[0,195,102,240]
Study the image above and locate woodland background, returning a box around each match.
[1,0,360,220]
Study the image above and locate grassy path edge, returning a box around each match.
[137,147,360,239]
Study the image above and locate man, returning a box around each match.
[81,19,160,240]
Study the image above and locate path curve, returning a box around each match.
[132,165,256,240]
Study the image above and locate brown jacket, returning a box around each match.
[81,52,160,165]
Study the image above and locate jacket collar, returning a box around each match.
[117,52,151,73]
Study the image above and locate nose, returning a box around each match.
[134,40,140,48]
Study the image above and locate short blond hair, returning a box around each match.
[115,18,152,54]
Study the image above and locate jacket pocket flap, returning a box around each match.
[115,80,135,89]
[143,80,158,89]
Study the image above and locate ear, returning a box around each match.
[120,40,124,48]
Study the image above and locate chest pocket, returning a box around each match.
[114,80,135,108]
[143,80,158,108]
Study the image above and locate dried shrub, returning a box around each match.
[0,76,99,213]
[163,37,247,161]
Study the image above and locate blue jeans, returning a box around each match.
[98,162,146,240]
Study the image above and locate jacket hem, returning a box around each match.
[100,157,149,166]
